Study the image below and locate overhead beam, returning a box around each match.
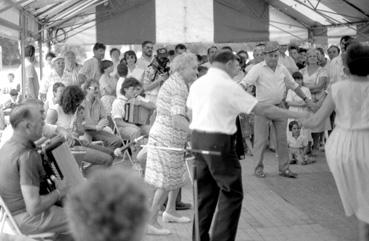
[294,0,340,25]
[265,0,312,28]
[0,17,21,30]
[340,0,369,19]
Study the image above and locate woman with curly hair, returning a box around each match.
[46,85,113,176]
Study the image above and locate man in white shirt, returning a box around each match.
[278,44,298,74]
[136,41,154,72]
[241,41,311,179]
[245,44,265,73]
[187,50,306,241]
[201,46,218,68]
[328,35,355,88]
[78,43,106,84]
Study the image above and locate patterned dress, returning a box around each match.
[144,72,188,190]
[301,66,331,132]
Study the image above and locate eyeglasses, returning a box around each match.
[89,86,99,91]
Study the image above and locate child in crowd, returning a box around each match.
[287,121,315,165]
[286,71,313,153]
[112,77,155,167]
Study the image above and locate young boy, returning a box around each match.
[111,77,155,164]
[287,120,315,165]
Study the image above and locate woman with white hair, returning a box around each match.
[145,53,198,235]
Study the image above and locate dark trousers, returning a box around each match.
[191,131,243,241]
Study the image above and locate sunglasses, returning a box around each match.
[89,86,99,91]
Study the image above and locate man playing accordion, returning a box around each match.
[0,101,70,237]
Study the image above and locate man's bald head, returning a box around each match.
[10,103,38,129]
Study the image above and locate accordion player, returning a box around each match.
[39,136,84,195]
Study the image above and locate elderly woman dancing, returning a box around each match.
[145,53,198,235]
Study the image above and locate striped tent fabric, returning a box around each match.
[94,0,308,44]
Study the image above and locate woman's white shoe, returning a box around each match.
[162,211,191,223]
[146,225,171,235]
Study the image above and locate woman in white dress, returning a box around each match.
[302,42,369,241]
[301,48,331,152]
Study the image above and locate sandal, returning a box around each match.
[301,159,316,165]
[254,166,265,178]
[279,169,297,178]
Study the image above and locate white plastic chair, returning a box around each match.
[0,195,54,241]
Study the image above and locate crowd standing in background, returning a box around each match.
[0,35,368,241]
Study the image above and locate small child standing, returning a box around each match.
[287,121,315,165]
[286,71,313,152]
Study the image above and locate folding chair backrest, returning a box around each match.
[111,119,134,165]
[0,195,22,235]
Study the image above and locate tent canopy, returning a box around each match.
[0,0,368,44]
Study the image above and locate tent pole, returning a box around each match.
[20,9,26,100]
[39,33,43,81]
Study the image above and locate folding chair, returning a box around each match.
[112,119,135,166]
[0,196,54,241]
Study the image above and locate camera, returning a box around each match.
[150,55,170,75]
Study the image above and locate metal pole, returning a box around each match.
[192,162,200,241]
[38,28,43,81]
[20,10,26,99]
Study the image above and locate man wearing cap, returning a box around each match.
[40,55,65,102]
[241,41,312,178]
[142,47,170,104]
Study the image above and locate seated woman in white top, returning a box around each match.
[46,85,113,176]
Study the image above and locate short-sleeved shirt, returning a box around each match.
[241,61,299,105]
[279,55,299,74]
[111,95,150,120]
[187,67,258,135]
[62,64,81,86]
[287,133,308,149]
[111,96,128,120]
[79,57,101,82]
[0,135,45,215]
[136,56,153,72]
[116,77,125,99]
[82,98,107,126]
[23,58,39,99]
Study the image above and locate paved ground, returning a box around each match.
[143,150,358,241]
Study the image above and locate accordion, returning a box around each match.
[123,102,151,125]
[39,136,84,195]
